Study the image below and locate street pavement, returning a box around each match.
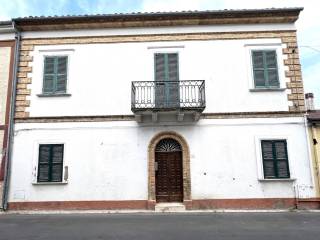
[0,212,319,240]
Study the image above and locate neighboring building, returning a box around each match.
[0,21,15,208]
[6,8,318,210]
[306,93,320,208]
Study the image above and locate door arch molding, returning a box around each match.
[148,131,191,204]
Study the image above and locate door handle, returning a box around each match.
[155,162,158,171]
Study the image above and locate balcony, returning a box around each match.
[131,80,205,122]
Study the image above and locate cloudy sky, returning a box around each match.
[0,0,319,108]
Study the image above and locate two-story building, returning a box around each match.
[4,8,319,210]
[0,21,15,209]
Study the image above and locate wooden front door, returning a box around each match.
[155,151,183,202]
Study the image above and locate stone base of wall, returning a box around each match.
[8,200,149,211]
[296,199,320,210]
[8,198,320,211]
[189,198,296,210]
[189,198,320,210]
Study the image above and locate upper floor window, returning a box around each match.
[37,144,64,183]
[251,50,279,89]
[43,56,68,94]
[261,140,290,179]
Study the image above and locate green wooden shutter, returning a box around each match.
[265,51,279,87]
[252,50,279,88]
[38,145,51,182]
[261,141,276,178]
[274,141,290,178]
[252,51,266,88]
[37,144,64,182]
[43,57,55,93]
[167,53,179,107]
[155,53,166,82]
[43,56,68,94]
[155,54,166,107]
[56,56,68,93]
[51,145,64,182]
[261,140,290,179]
[168,53,179,81]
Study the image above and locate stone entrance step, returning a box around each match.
[155,202,186,212]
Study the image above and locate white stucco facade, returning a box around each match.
[8,10,316,209]
[27,37,290,117]
[9,117,315,202]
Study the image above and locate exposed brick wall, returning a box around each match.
[281,32,305,111]
[15,45,33,118]
[0,47,11,124]
[15,30,305,119]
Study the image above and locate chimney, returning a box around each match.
[305,93,315,111]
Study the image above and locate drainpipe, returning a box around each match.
[304,114,316,191]
[1,21,21,211]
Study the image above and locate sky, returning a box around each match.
[0,0,319,108]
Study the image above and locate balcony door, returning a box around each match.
[154,53,179,109]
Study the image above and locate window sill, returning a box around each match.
[32,181,68,185]
[258,178,296,182]
[37,93,71,97]
[249,88,286,92]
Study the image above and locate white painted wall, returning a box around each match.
[9,117,315,202]
[28,38,290,117]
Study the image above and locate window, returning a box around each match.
[37,144,64,182]
[261,140,290,179]
[43,56,68,94]
[251,50,279,88]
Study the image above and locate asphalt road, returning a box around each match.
[0,212,319,240]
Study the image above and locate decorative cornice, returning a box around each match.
[13,8,303,31]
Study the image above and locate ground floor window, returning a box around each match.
[37,144,64,182]
[261,140,290,179]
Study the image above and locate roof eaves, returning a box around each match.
[12,7,303,22]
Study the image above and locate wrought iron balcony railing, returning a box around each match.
[131,80,206,112]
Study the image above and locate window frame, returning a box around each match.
[251,50,280,89]
[244,41,286,91]
[261,140,290,179]
[42,55,69,95]
[37,144,64,183]
[32,141,68,185]
[254,136,295,181]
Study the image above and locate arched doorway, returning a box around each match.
[148,131,191,206]
[155,138,183,202]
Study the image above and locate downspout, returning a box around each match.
[1,20,21,211]
[304,114,316,191]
